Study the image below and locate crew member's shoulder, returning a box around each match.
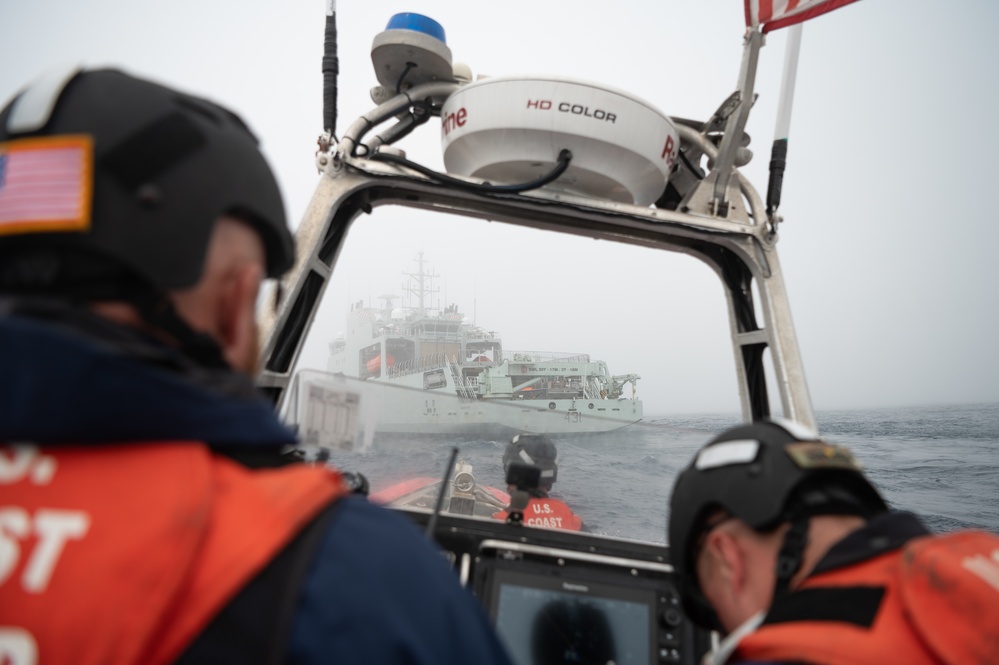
[331,495,436,542]
[311,494,457,582]
[290,495,515,664]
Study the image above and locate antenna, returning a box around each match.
[425,447,459,539]
[766,24,803,226]
[320,0,339,146]
[402,251,439,318]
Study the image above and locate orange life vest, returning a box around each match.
[733,530,999,665]
[0,441,346,665]
[493,496,583,531]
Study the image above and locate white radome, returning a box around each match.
[441,76,678,206]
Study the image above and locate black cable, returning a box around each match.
[679,149,704,180]
[351,98,437,157]
[368,149,574,195]
[395,62,417,93]
[373,106,433,149]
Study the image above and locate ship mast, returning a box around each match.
[402,251,439,319]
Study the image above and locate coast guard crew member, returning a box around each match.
[668,419,999,665]
[493,434,584,531]
[0,67,514,665]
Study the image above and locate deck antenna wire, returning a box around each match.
[321,0,339,144]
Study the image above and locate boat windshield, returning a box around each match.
[282,205,757,545]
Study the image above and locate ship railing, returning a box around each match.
[506,350,591,363]
[387,352,450,378]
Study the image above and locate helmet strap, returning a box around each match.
[129,286,231,370]
[772,515,809,601]
[4,246,230,369]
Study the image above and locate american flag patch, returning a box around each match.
[0,134,93,236]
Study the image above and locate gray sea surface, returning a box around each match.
[652,402,999,540]
[332,402,999,545]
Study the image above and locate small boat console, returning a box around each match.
[406,507,704,665]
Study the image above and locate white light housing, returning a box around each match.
[371,13,453,90]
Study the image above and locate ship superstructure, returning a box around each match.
[326,253,642,435]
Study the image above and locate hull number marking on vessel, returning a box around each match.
[526,99,617,123]
[565,412,581,424]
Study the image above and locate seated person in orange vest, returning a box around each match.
[668,419,999,665]
[493,434,584,531]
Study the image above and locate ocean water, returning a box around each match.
[800,403,999,534]
[337,402,999,545]
[652,402,999,539]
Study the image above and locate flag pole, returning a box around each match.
[766,23,803,226]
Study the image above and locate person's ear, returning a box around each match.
[697,529,753,633]
[700,529,748,605]
[215,262,263,372]
[715,531,747,593]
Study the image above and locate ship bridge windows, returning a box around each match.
[420,321,464,337]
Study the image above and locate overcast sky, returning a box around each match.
[2,0,997,413]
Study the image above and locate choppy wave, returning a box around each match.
[665,403,999,536]
[331,403,999,544]
[816,402,999,441]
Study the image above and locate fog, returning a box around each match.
[2,0,997,412]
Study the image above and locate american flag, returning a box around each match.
[745,0,861,32]
[0,135,93,236]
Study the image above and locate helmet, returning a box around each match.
[0,67,293,296]
[667,419,888,629]
[503,434,559,488]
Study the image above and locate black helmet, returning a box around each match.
[503,434,559,488]
[667,419,887,629]
[0,67,293,295]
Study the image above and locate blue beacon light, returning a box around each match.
[385,13,446,43]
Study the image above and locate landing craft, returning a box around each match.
[259,3,860,663]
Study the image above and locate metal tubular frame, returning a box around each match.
[257,74,815,429]
[258,179,814,429]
